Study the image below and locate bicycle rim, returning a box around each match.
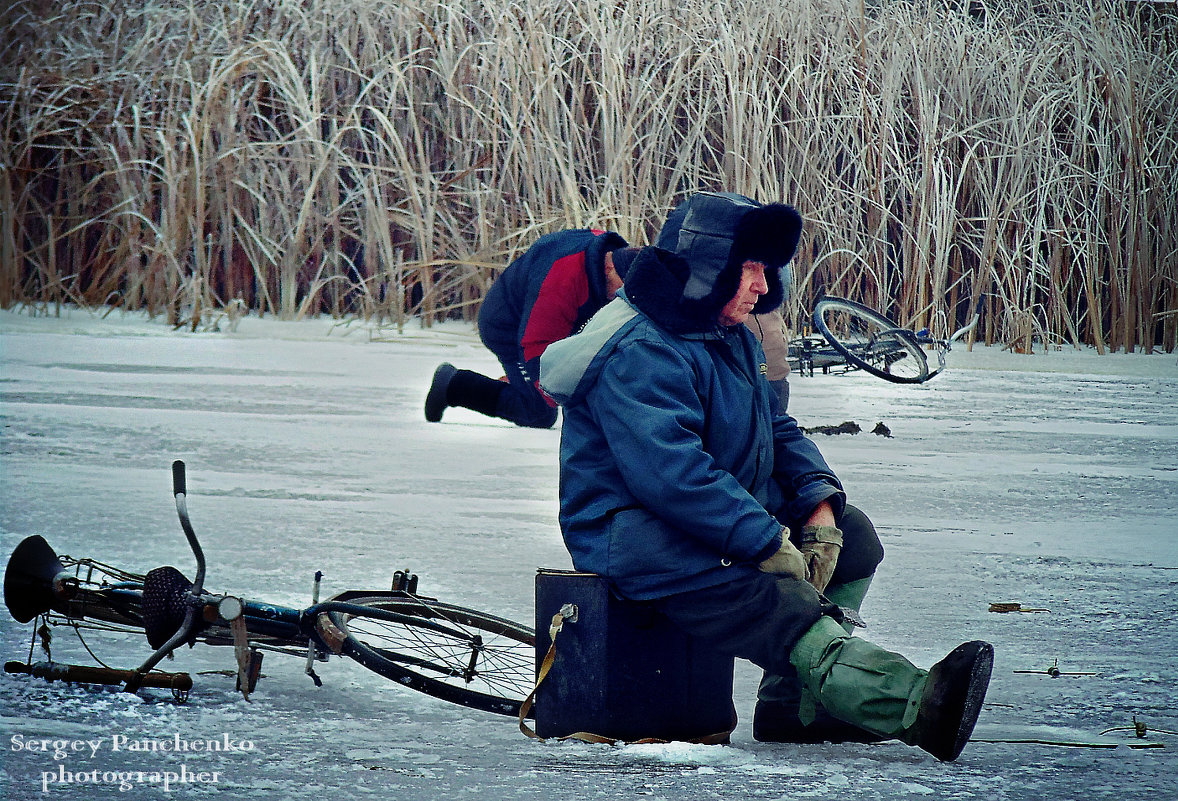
[813,298,930,383]
[325,595,536,717]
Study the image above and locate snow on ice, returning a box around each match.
[1,307,1175,800]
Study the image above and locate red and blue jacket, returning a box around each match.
[477,228,629,387]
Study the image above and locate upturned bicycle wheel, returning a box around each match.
[323,594,535,717]
[813,297,930,383]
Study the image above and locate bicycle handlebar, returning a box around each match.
[171,460,206,593]
[950,312,981,343]
[125,460,208,693]
[172,459,186,497]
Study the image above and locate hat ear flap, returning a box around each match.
[733,204,800,315]
[752,263,790,314]
[609,247,641,281]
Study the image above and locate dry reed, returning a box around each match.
[1,0,1174,351]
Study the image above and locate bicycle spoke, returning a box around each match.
[814,298,930,383]
[356,618,530,695]
[332,598,535,711]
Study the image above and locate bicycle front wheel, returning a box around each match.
[813,298,930,383]
[323,594,535,717]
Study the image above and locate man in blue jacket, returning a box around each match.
[540,192,993,761]
[425,229,638,428]
[656,194,794,410]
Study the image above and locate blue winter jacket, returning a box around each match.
[540,246,845,600]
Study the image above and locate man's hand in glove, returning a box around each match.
[757,527,807,582]
[799,524,843,593]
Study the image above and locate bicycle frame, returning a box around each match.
[5,462,537,715]
[3,462,461,694]
[11,535,466,687]
[788,334,859,377]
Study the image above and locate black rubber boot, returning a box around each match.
[904,640,994,761]
[753,680,887,744]
[789,616,994,762]
[424,363,458,422]
[446,369,507,417]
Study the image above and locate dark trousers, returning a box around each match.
[652,504,883,676]
[476,317,559,428]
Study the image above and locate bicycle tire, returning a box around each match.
[324,594,536,718]
[813,297,930,383]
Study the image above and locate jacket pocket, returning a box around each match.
[606,508,716,595]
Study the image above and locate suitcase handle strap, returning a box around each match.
[517,605,733,746]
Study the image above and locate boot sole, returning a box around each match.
[424,363,456,422]
[946,641,994,761]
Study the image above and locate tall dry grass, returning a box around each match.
[1,0,1174,350]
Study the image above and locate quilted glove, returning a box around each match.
[757,528,807,582]
[799,524,843,593]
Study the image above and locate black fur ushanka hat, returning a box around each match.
[654,191,802,321]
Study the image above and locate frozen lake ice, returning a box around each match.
[1,308,1176,799]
